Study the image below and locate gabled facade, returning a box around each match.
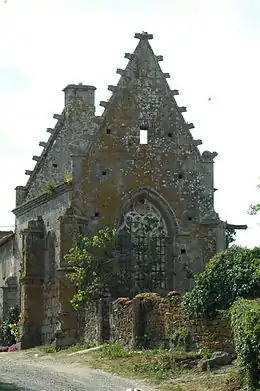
[0,32,246,348]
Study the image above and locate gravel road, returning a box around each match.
[0,353,154,391]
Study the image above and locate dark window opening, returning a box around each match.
[128,141,132,147]
[102,170,107,176]
[168,132,173,137]
[53,163,58,168]
[140,125,148,130]
[188,216,192,221]
[94,212,100,218]
[181,248,186,254]
[106,129,111,134]
[178,173,183,179]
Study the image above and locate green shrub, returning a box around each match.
[100,343,129,359]
[182,246,260,319]
[168,327,190,350]
[0,306,20,346]
[230,298,260,390]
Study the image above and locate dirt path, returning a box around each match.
[0,351,155,391]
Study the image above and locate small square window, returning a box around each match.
[178,173,183,179]
[168,132,173,137]
[181,248,186,254]
[102,170,107,176]
[94,212,100,217]
[188,216,192,221]
[139,129,148,144]
[106,129,111,134]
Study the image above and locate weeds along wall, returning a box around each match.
[83,292,234,352]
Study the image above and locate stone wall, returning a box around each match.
[110,298,133,346]
[13,190,71,347]
[84,292,233,353]
[0,236,19,322]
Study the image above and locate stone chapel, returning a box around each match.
[0,32,247,348]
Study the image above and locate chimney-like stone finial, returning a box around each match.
[63,84,96,111]
[134,32,153,40]
[15,186,27,207]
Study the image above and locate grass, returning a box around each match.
[79,343,244,391]
[14,342,247,391]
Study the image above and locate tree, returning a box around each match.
[248,182,260,215]
[225,227,236,248]
[182,246,260,319]
[65,227,118,309]
[65,226,165,309]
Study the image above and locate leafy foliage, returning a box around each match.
[9,318,20,342]
[65,227,166,309]
[0,306,20,346]
[225,228,236,248]
[230,298,260,390]
[248,181,260,216]
[182,246,260,319]
[65,227,118,309]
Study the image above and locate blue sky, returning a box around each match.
[0,0,259,247]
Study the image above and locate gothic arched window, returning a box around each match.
[117,196,168,293]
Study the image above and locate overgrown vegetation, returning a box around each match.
[64,172,72,183]
[248,182,260,215]
[230,298,260,390]
[182,246,260,319]
[65,228,118,309]
[0,306,20,346]
[225,228,236,248]
[65,227,166,309]
[44,180,55,193]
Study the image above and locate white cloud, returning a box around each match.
[0,0,259,247]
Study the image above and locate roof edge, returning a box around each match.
[0,233,15,248]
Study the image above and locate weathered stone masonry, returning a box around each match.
[0,31,247,347]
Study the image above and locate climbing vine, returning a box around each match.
[230,298,260,390]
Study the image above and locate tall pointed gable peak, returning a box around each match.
[99,31,172,119]
[131,31,170,79]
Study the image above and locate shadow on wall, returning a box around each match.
[0,382,34,391]
[2,276,19,320]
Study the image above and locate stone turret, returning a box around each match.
[63,84,96,112]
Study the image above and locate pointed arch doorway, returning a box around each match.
[115,189,178,296]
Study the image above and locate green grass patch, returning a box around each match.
[88,343,199,382]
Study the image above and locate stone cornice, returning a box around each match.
[0,233,14,247]
[12,183,71,217]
